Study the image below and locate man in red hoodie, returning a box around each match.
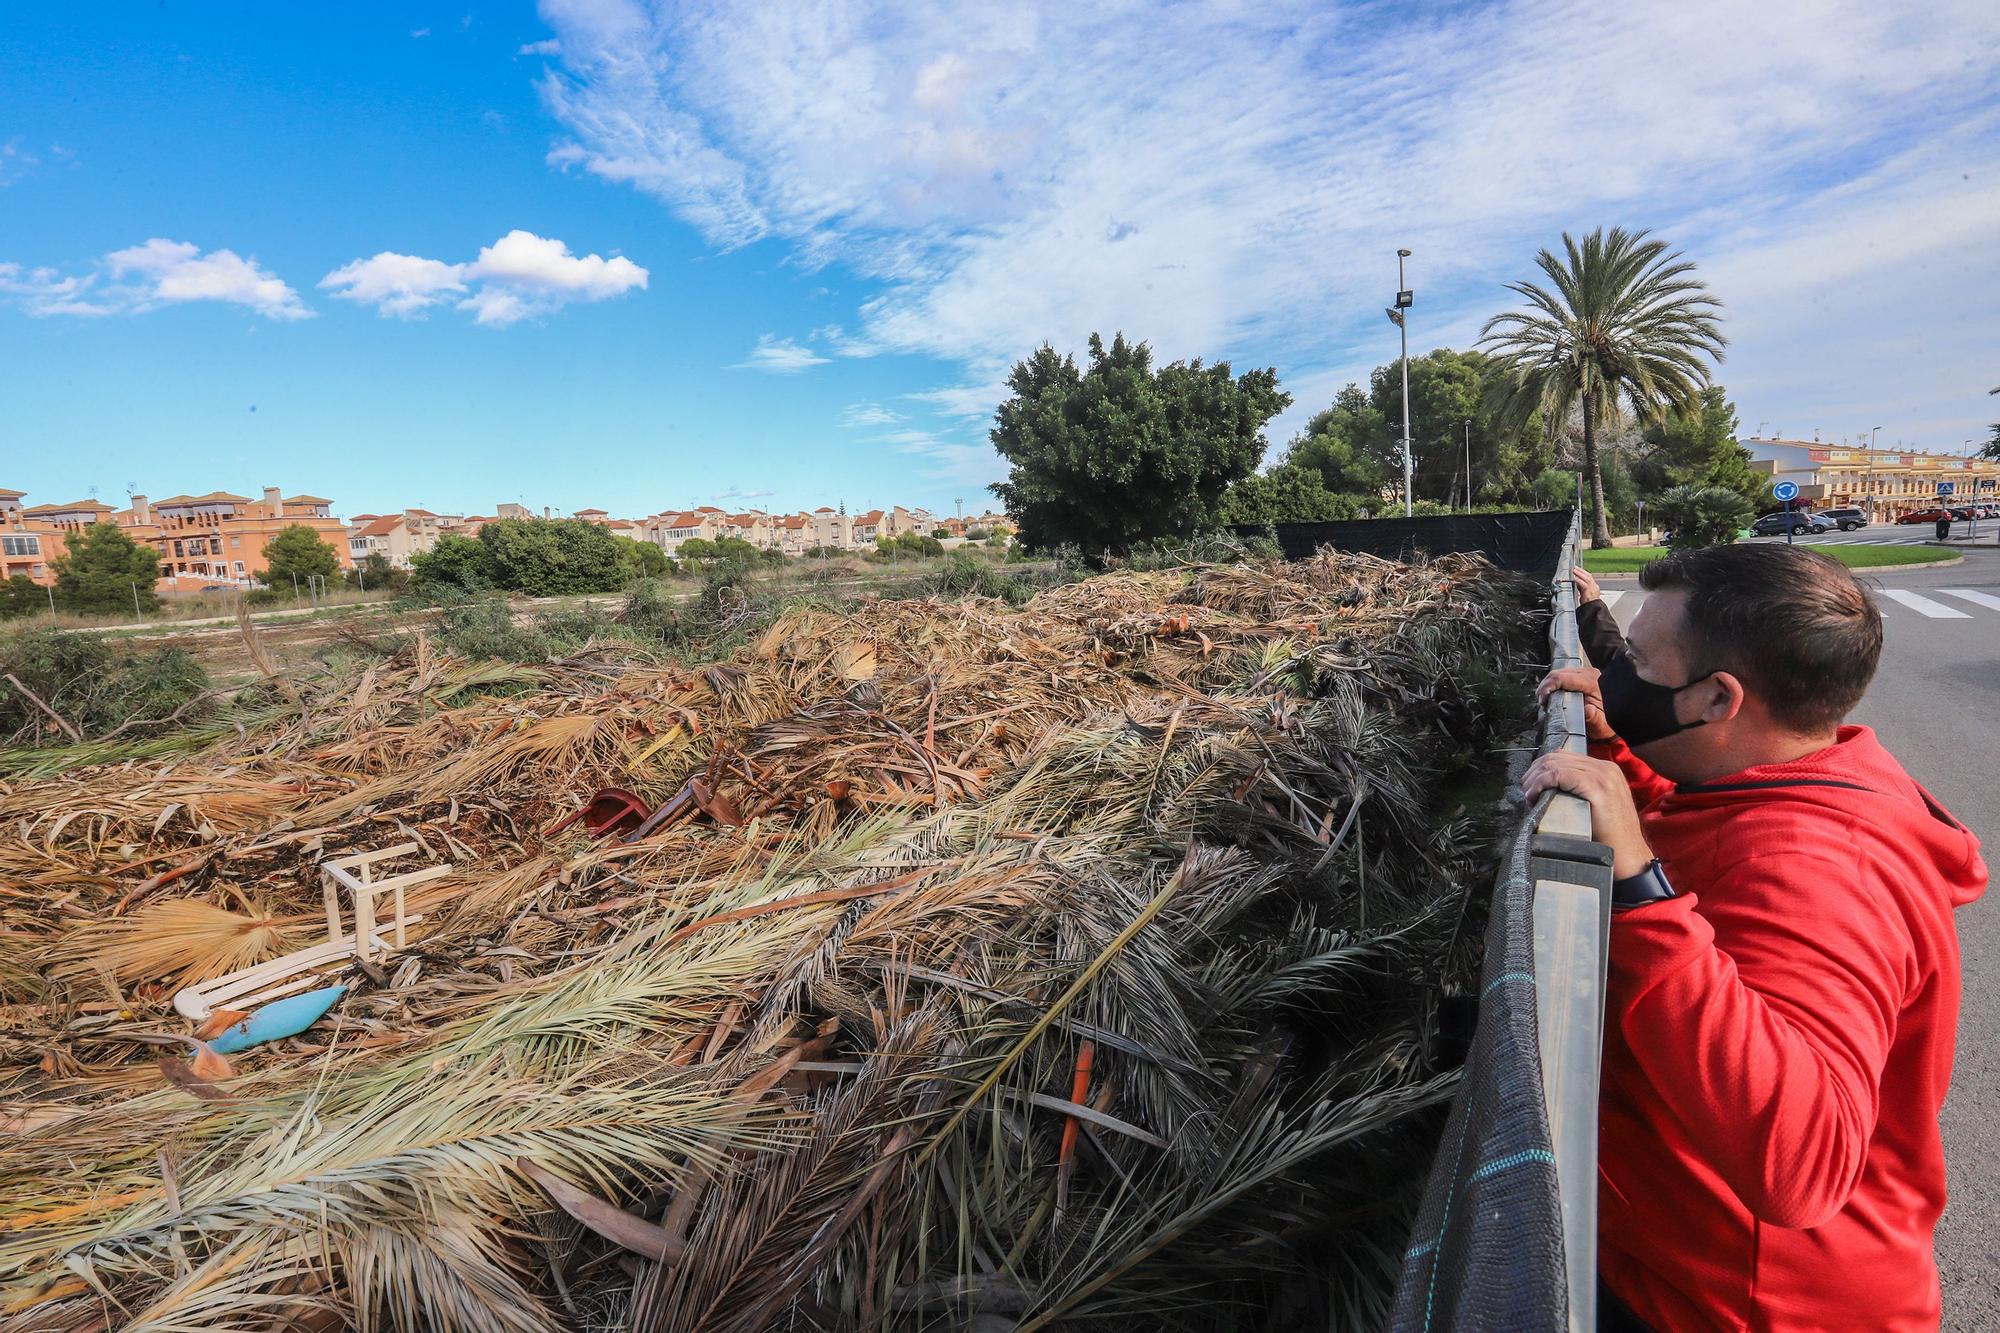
[1522,543,1985,1332]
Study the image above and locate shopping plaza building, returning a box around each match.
[1743,438,2000,519]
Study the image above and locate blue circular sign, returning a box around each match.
[1773,480,1799,501]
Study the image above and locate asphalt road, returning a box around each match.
[1600,552,2000,1329]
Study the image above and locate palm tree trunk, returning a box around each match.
[1582,391,1612,548]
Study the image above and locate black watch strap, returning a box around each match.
[1612,858,1676,910]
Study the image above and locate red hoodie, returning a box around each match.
[1592,725,1985,1332]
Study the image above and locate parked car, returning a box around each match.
[1948,506,1978,521]
[1816,507,1868,532]
[1752,511,1827,536]
[1896,507,1953,524]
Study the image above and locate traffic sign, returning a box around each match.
[1773,480,1799,502]
[1937,481,1955,495]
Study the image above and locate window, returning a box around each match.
[234,560,246,575]
[231,535,241,548]
[1,535,40,556]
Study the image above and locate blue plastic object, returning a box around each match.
[207,985,347,1054]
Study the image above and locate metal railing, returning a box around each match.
[1385,502,1616,1332]
[1530,510,1617,1331]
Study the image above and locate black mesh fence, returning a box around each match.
[1233,510,1575,573]
[1383,509,1589,1331]
[1387,799,1570,1331]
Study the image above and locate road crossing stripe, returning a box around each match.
[1598,591,1625,608]
[1938,589,2000,614]
[1878,589,1972,619]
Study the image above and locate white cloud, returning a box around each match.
[536,0,2000,455]
[519,39,561,55]
[0,140,38,186]
[1,238,310,320]
[319,251,467,317]
[734,334,829,373]
[466,228,646,299]
[411,27,431,38]
[841,402,904,427]
[320,229,647,327]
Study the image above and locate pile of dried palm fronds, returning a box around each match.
[0,552,1543,1332]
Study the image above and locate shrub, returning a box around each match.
[0,574,46,620]
[0,627,212,741]
[433,598,555,663]
[924,552,1032,605]
[1652,484,1753,551]
[345,552,410,595]
[411,534,499,593]
[871,532,945,561]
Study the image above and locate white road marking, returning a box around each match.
[1939,589,2000,614]
[1598,590,1625,608]
[1879,589,1973,619]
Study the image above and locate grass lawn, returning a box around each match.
[1580,543,1958,574]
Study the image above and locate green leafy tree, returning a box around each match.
[1653,484,1753,550]
[343,551,409,594]
[477,518,624,595]
[410,533,499,591]
[1980,388,1999,461]
[50,521,160,615]
[873,532,945,559]
[1220,465,1363,524]
[1,574,46,620]
[1281,387,1390,496]
[260,524,341,588]
[676,537,719,561]
[989,332,1290,557]
[1632,385,1771,509]
[1368,348,1492,503]
[1481,227,1728,548]
[615,536,670,583]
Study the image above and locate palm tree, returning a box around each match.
[1481,228,1727,547]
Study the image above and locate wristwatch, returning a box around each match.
[1612,858,1677,911]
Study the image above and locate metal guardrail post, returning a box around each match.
[1531,510,1616,1332]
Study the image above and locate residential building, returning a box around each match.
[806,507,850,550]
[1744,438,2000,520]
[345,508,465,569]
[643,510,723,556]
[118,486,351,590]
[0,490,105,586]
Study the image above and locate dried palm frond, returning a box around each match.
[0,550,1546,1331]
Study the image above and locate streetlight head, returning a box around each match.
[1397,248,1412,258]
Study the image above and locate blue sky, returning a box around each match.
[3,2,1997,519]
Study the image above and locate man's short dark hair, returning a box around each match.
[1639,543,1883,733]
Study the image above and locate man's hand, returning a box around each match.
[1537,666,1614,742]
[1572,567,1603,605]
[1522,750,1654,878]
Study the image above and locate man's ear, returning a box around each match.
[1698,672,1746,725]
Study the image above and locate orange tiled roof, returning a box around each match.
[355,517,401,538]
[285,494,333,504]
[23,499,113,514]
[0,489,26,499]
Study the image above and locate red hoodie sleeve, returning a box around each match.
[1588,734,1676,810]
[1609,848,1910,1229]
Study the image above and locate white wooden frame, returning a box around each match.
[172,844,452,1021]
[319,843,454,963]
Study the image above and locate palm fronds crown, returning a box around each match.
[1480,226,1726,426]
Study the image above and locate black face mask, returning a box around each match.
[1597,652,1716,746]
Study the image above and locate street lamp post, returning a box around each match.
[1386,249,1415,517]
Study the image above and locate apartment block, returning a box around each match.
[1744,439,2000,519]
[346,508,466,570]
